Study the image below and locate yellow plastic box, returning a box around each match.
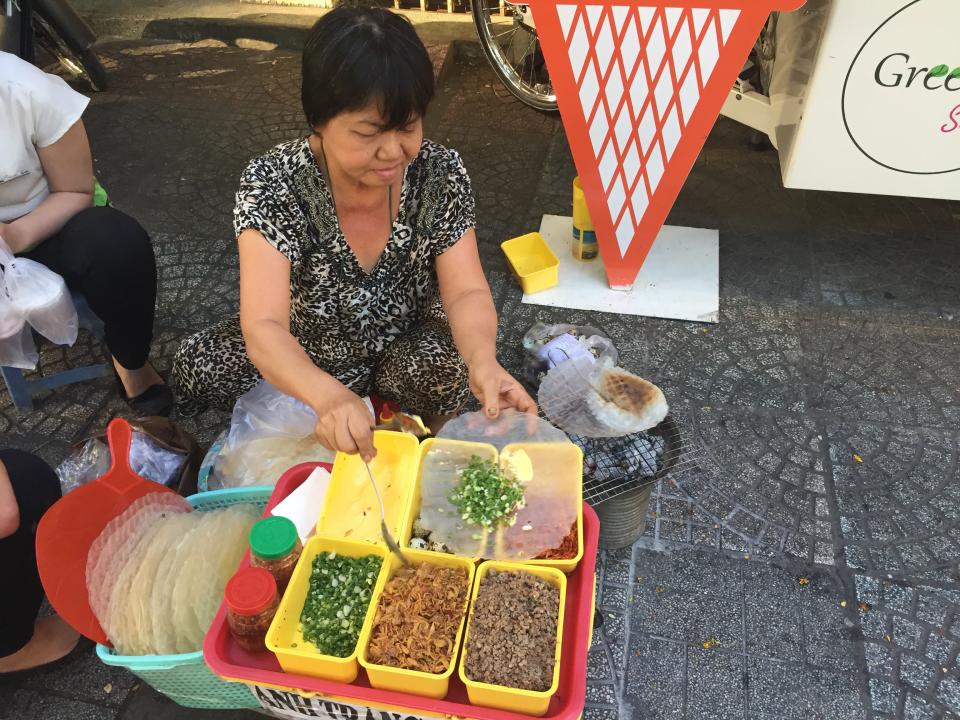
[317,430,419,543]
[401,437,496,556]
[503,442,584,574]
[405,438,584,572]
[358,548,476,699]
[265,535,388,684]
[458,561,566,716]
[501,233,559,294]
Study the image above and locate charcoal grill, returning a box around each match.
[580,415,682,549]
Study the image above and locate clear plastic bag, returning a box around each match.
[0,242,77,346]
[521,322,618,390]
[56,438,110,493]
[56,433,188,494]
[209,381,336,489]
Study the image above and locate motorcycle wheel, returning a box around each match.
[32,11,106,91]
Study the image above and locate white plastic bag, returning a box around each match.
[0,315,38,369]
[0,241,77,346]
[209,381,338,489]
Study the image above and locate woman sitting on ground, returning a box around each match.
[0,52,172,415]
[173,8,535,458]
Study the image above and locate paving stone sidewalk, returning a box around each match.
[1,37,960,720]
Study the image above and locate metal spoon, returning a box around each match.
[363,460,409,566]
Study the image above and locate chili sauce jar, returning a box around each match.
[225,567,278,653]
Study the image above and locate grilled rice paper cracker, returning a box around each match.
[585,367,668,433]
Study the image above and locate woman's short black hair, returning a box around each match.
[302,8,435,130]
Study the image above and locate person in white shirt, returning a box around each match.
[0,51,172,415]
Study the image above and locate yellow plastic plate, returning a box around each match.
[358,548,476,699]
[265,535,388,683]
[317,430,419,544]
[458,561,566,716]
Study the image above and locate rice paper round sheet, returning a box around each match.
[86,493,191,635]
[540,356,668,437]
[88,500,257,655]
[421,412,581,559]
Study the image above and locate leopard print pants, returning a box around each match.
[172,316,470,417]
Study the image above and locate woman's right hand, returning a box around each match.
[312,384,377,461]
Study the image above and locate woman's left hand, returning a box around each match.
[469,357,537,418]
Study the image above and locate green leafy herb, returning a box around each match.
[450,455,525,530]
[949,66,960,80]
[300,551,381,657]
[929,64,950,78]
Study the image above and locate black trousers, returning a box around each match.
[24,206,158,370]
[0,449,61,656]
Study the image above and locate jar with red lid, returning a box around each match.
[225,567,278,653]
[249,516,302,593]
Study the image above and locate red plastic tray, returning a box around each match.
[204,462,598,720]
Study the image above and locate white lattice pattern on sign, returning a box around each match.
[558,4,740,256]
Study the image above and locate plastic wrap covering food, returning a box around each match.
[417,412,581,560]
[87,503,258,655]
[207,382,336,489]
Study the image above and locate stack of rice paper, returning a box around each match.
[86,495,258,655]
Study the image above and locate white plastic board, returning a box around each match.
[519,215,719,323]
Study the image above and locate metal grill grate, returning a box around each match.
[575,415,682,505]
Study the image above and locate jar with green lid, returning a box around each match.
[249,516,302,594]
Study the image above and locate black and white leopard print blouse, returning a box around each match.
[234,137,475,379]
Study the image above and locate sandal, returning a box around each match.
[114,369,175,417]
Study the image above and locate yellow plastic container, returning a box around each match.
[265,535,388,683]
[572,176,593,232]
[317,430,419,543]
[458,561,566,716]
[501,233,559,294]
[571,177,599,261]
[405,439,584,572]
[503,442,584,574]
[358,548,476,699]
[401,437,496,554]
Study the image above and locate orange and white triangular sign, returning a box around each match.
[533,0,805,288]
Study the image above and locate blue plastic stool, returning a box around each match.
[1,293,112,411]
